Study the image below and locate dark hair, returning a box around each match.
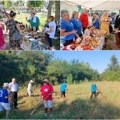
[48,16,55,21]
[10,11,16,18]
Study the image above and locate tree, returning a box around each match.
[27,0,44,8]
[3,0,12,8]
[47,1,53,17]
[55,1,60,21]
[108,55,119,71]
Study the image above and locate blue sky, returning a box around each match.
[47,51,120,74]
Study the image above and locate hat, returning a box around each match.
[30,80,34,83]
[3,83,9,88]
[10,11,16,17]
[44,79,49,83]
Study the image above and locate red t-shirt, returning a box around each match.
[80,13,89,28]
[40,84,54,100]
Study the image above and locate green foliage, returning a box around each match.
[67,74,73,84]
[3,0,12,8]
[27,0,43,8]
[101,55,120,81]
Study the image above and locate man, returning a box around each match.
[80,8,89,33]
[27,80,34,97]
[90,81,97,99]
[27,10,40,31]
[9,78,19,109]
[60,81,67,98]
[1,83,11,118]
[40,79,54,117]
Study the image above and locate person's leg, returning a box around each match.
[115,33,119,45]
[10,92,14,108]
[94,92,97,98]
[48,37,53,50]
[61,92,63,98]
[44,101,48,116]
[6,110,9,118]
[63,91,65,98]
[14,92,18,109]
[48,100,52,112]
[90,92,93,99]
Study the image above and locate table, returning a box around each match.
[62,36,105,50]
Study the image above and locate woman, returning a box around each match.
[0,24,6,50]
[114,10,120,47]
[92,14,99,29]
[60,10,79,46]
[26,10,40,31]
[5,11,22,50]
[70,11,82,37]
[100,11,110,35]
[44,16,56,50]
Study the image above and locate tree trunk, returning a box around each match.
[47,1,53,17]
[55,1,60,21]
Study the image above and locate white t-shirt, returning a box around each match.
[27,83,32,91]
[48,21,56,39]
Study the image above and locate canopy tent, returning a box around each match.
[61,0,120,10]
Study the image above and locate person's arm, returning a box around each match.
[60,29,77,36]
[37,17,40,26]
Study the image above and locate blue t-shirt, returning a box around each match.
[70,18,82,35]
[92,18,99,29]
[91,84,96,92]
[60,83,67,92]
[60,19,75,41]
[0,88,2,102]
[1,89,9,103]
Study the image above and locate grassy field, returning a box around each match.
[1,81,120,119]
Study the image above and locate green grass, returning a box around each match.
[1,81,120,119]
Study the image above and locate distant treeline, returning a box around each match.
[0,51,119,86]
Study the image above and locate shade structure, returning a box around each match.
[61,0,120,10]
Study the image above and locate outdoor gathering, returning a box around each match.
[60,0,120,50]
[0,51,120,119]
[0,0,60,50]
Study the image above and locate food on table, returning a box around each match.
[70,44,76,50]
[75,45,82,50]
[75,37,82,44]
[81,45,92,50]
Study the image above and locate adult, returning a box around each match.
[27,80,34,97]
[60,10,78,46]
[9,78,19,109]
[114,10,120,47]
[92,14,99,29]
[70,11,82,37]
[100,11,110,35]
[80,8,89,33]
[44,16,56,50]
[60,81,67,98]
[90,81,97,99]
[0,24,6,50]
[40,79,54,117]
[1,83,11,118]
[27,10,40,31]
[5,11,22,50]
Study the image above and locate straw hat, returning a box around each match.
[43,79,49,83]
[30,80,34,83]
[3,83,9,88]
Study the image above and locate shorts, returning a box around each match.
[1,103,11,111]
[0,102,3,111]
[27,89,32,96]
[44,100,52,109]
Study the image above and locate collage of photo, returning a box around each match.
[1,0,120,119]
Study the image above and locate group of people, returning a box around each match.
[0,77,100,118]
[0,78,19,118]
[0,7,57,50]
[60,8,120,47]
